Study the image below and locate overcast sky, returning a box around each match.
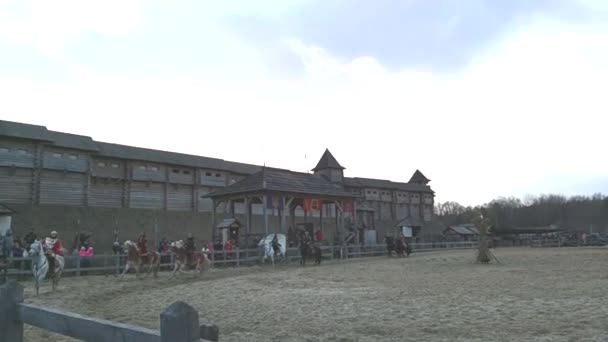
[1,0,607,206]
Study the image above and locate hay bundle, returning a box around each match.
[473,210,498,264]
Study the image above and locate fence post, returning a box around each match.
[236,248,240,268]
[160,301,218,342]
[76,254,81,277]
[199,318,219,342]
[0,280,24,342]
[160,301,199,342]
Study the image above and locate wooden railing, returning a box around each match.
[0,280,219,342]
[5,241,480,277]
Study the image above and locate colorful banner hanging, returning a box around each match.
[266,195,284,210]
[343,200,354,213]
[304,197,322,212]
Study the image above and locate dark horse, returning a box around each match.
[394,238,411,258]
[385,236,395,257]
[300,239,322,266]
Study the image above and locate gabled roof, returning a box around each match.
[204,167,354,198]
[217,218,242,229]
[312,149,345,172]
[409,169,430,184]
[0,120,52,142]
[446,225,478,235]
[46,131,99,152]
[396,217,423,227]
[0,203,16,215]
[344,177,433,193]
[96,142,262,175]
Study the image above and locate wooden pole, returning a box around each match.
[245,197,250,234]
[263,195,269,235]
[211,199,217,240]
[319,202,324,236]
[281,197,288,234]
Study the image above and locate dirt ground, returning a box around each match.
[20,247,608,342]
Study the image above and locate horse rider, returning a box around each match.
[271,233,281,256]
[45,230,64,274]
[24,229,37,246]
[136,233,149,262]
[184,233,196,265]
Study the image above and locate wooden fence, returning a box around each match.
[0,280,219,342]
[5,241,479,278]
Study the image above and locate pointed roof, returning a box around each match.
[312,149,345,172]
[409,169,430,184]
[203,167,354,198]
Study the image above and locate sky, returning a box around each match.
[0,0,607,206]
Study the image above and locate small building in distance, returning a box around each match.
[443,224,480,241]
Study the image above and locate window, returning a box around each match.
[0,147,8,153]
[17,149,28,155]
[149,166,158,172]
[205,172,212,177]
[373,191,377,194]
[111,163,119,168]
[52,152,62,158]
[172,169,181,174]
[183,170,191,175]
[366,191,371,194]
[215,173,221,177]
[68,154,78,160]
[97,162,107,167]
[138,165,146,170]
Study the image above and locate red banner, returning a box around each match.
[304,198,322,212]
[343,200,354,213]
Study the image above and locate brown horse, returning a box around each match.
[300,239,322,266]
[120,240,160,279]
[394,238,411,258]
[169,240,210,279]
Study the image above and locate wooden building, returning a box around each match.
[0,120,435,249]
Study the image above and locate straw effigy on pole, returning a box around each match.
[473,209,499,264]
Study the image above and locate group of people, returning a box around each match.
[134,232,202,264]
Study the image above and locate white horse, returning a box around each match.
[29,240,64,295]
[259,234,287,267]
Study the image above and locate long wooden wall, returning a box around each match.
[0,137,435,224]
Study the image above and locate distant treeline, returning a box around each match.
[435,194,608,233]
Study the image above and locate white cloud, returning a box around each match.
[0,0,145,57]
[1,15,607,206]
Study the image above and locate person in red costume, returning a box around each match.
[46,230,64,256]
[314,228,323,242]
[45,230,64,275]
[136,233,148,262]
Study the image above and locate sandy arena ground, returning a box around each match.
[19,247,608,341]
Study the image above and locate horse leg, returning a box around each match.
[153,257,159,278]
[120,262,130,279]
[170,262,179,279]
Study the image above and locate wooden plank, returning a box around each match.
[0,280,24,342]
[17,303,161,342]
